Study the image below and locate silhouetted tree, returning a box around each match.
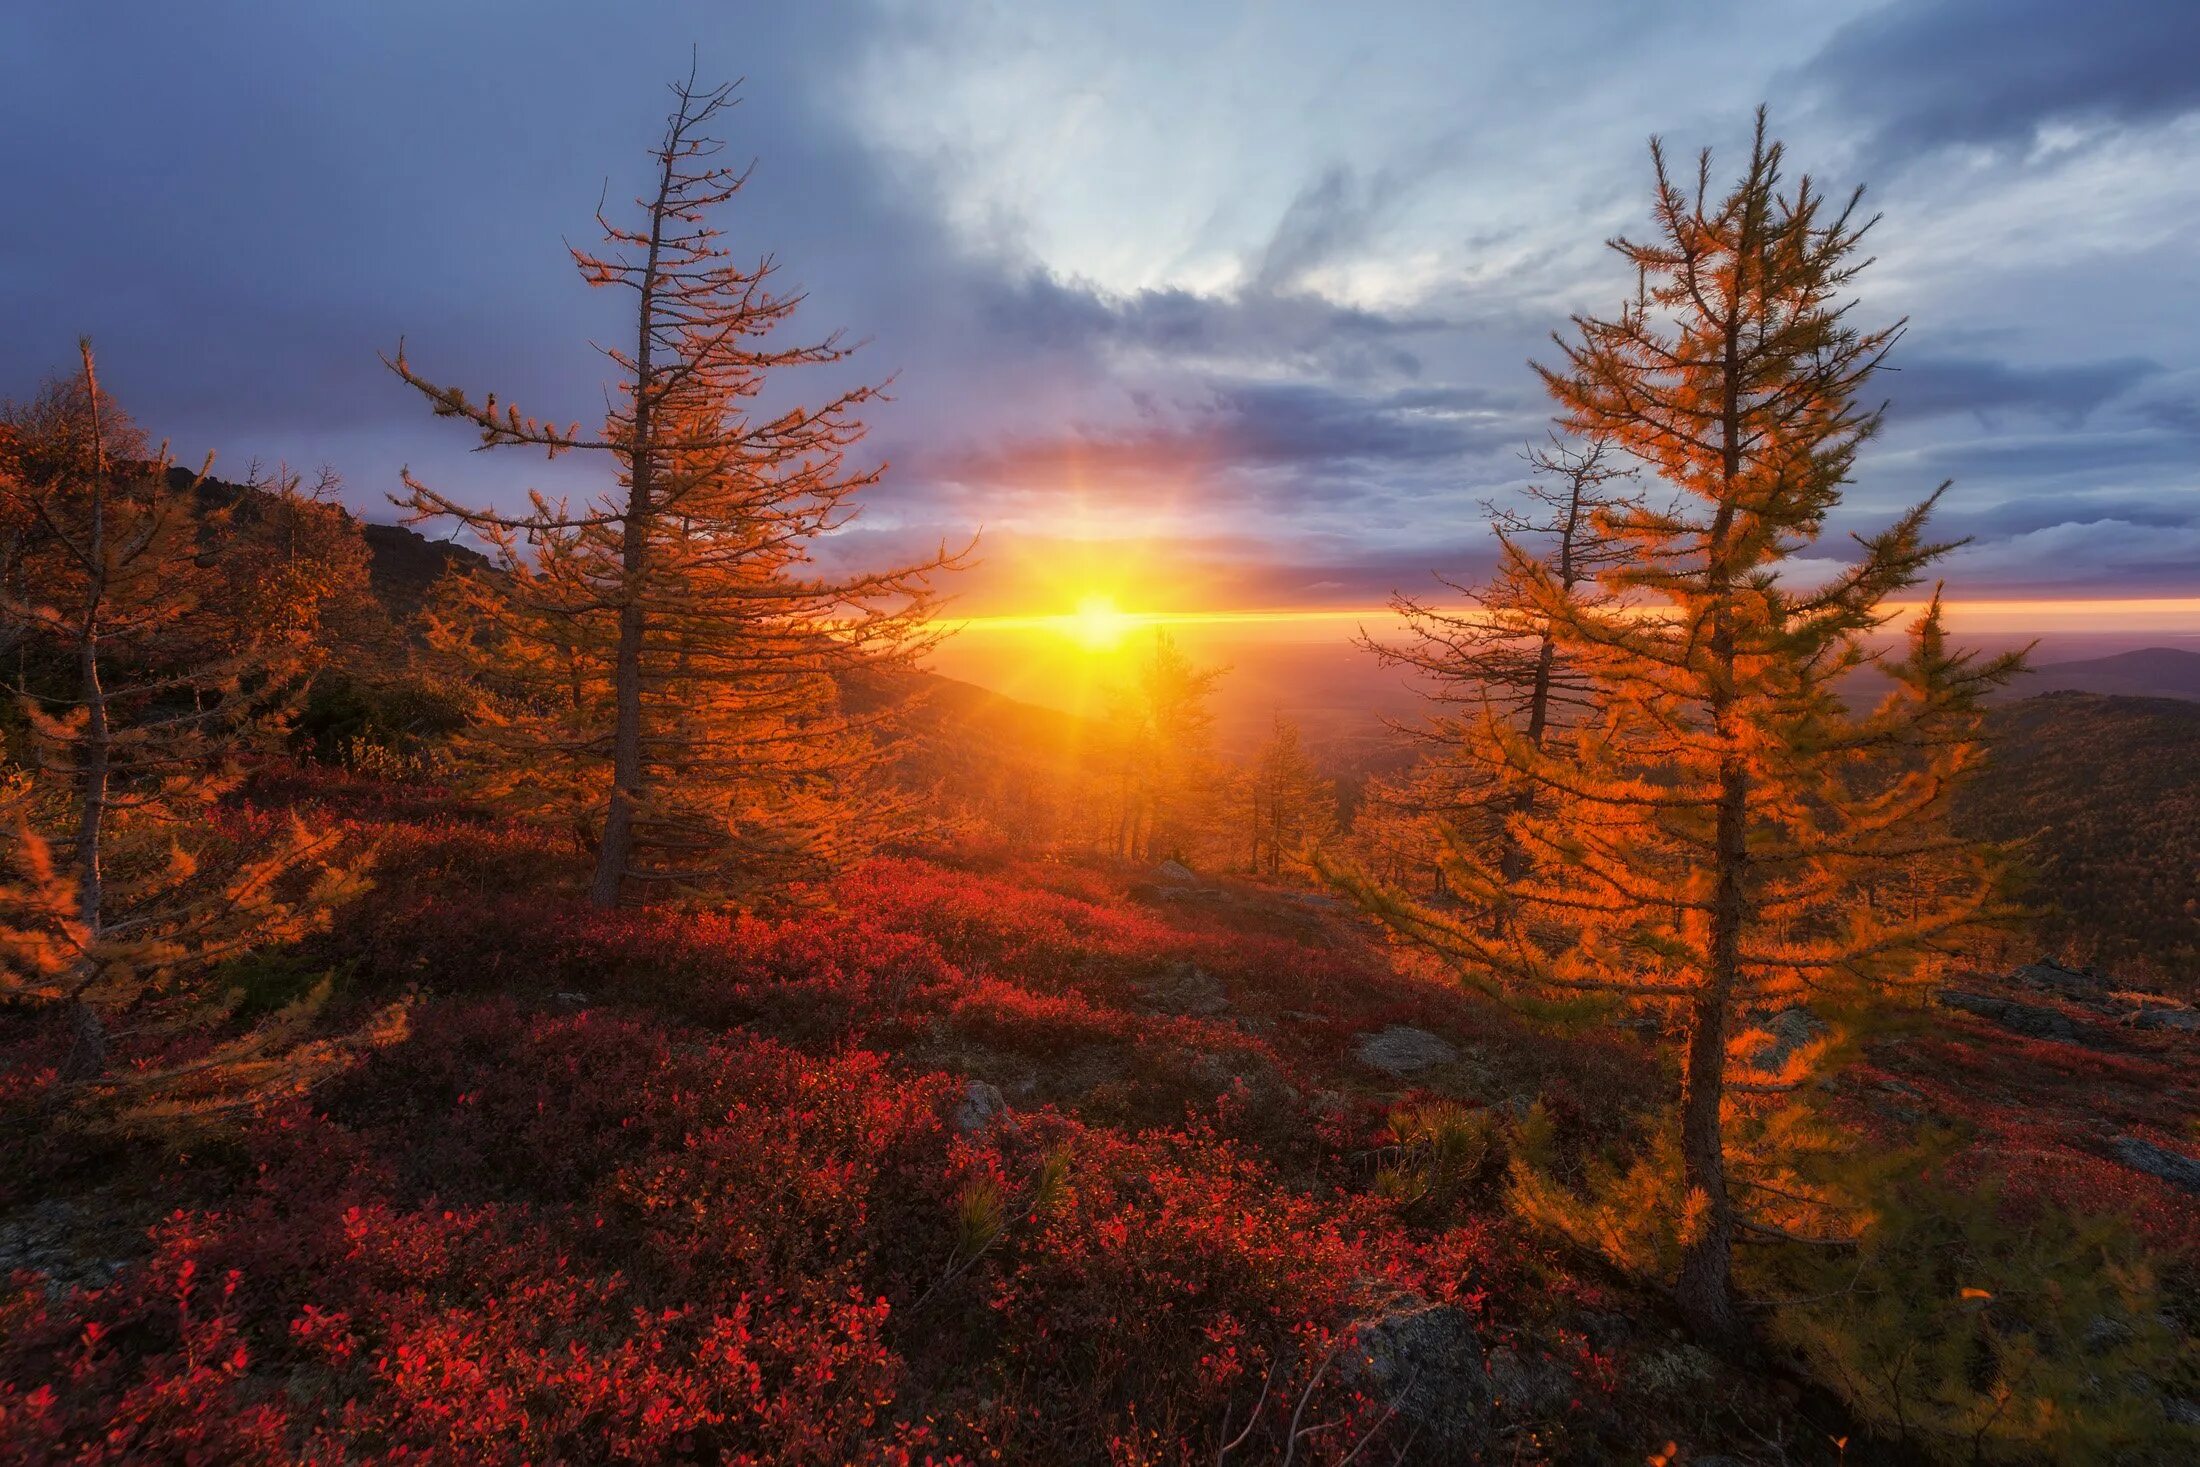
[1104,630,1226,864]
[1247,712,1335,877]
[1331,115,2021,1344]
[391,70,961,905]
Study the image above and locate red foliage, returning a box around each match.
[3,999,1500,1463]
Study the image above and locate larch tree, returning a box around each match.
[390,71,960,906]
[1357,434,1646,883]
[1247,712,1335,878]
[1334,115,2020,1344]
[1103,630,1226,864]
[0,344,369,1089]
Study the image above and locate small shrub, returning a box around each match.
[1768,1170,2199,1465]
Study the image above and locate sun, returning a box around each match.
[1066,593,1136,651]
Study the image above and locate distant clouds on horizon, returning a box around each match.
[4,0,2197,611]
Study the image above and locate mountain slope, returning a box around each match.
[1959,692,2200,988]
[2003,647,2200,702]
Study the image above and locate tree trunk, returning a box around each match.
[589,567,647,909]
[1677,292,1750,1348]
[1676,757,1747,1348]
[587,147,675,911]
[64,339,113,1082]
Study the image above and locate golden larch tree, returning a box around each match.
[1103,629,1227,864]
[391,71,961,905]
[1359,434,1647,883]
[1247,712,1335,877]
[0,344,369,1088]
[1335,115,2020,1343]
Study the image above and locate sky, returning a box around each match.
[5,0,2198,637]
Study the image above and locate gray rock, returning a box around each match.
[2082,1313,2133,1355]
[1488,1345,1577,1419]
[1343,1303,1489,1454]
[2125,1005,2200,1033]
[1937,989,2081,1044]
[2012,957,2105,999]
[0,1199,124,1296]
[951,1080,1007,1134]
[1152,859,1197,884]
[2109,1135,2200,1195]
[1136,963,1230,1016]
[1738,1006,1829,1074]
[1354,1025,1461,1075]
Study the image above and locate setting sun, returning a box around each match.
[1066,593,1136,651]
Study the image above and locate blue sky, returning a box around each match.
[5,0,2197,612]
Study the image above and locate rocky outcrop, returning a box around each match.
[1936,988,2082,1044]
[2123,1004,2200,1033]
[1136,963,1230,1016]
[1354,1026,1460,1075]
[1343,1302,1489,1455]
[2011,956,2106,999]
[2109,1135,2200,1195]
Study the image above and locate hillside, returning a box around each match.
[175,466,492,617]
[1959,692,2200,989]
[6,771,2196,1462]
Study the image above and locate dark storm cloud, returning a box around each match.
[1799,0,2200,169]
[933,378,1533,502]
[969,267,1442,377]
[1882,355,2162,426]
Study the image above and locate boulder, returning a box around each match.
[2109,1135,2200,1195]
[951,1080,1007,1134]
[1152,859,1197,884]
[1936,989,2081,1044]
[2124,1005,2200,1033]
[2011,957,2105,999]
[1354,1025,1460,1075]
[1136,963,1230,1016]
[1487,1345,1577,1418]
[1342,1302,1489,1455]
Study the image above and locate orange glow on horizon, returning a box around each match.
[948,596,2200,641]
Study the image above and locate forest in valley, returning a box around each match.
[3,71,2199,1467]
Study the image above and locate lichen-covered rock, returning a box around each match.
[2124,1004,2200,1033]
[1342,1302,1489,1455]
[1937,989,2081,1044]
[1354,1025,1460,1075]
[1487,1345,1578,1420]
[1136,963,1229,1016]
[2109,1135,2200,1194]
[951,1079,1007,1134]
[2012,956,2106,998]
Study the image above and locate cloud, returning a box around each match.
[1248,163,1407,296]
[931,378,1532,505]
[1798,0,2200,170]
[1882,354,2161,426]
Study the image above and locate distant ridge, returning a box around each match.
[2003,647,2200,702]
[166,466,490,617]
